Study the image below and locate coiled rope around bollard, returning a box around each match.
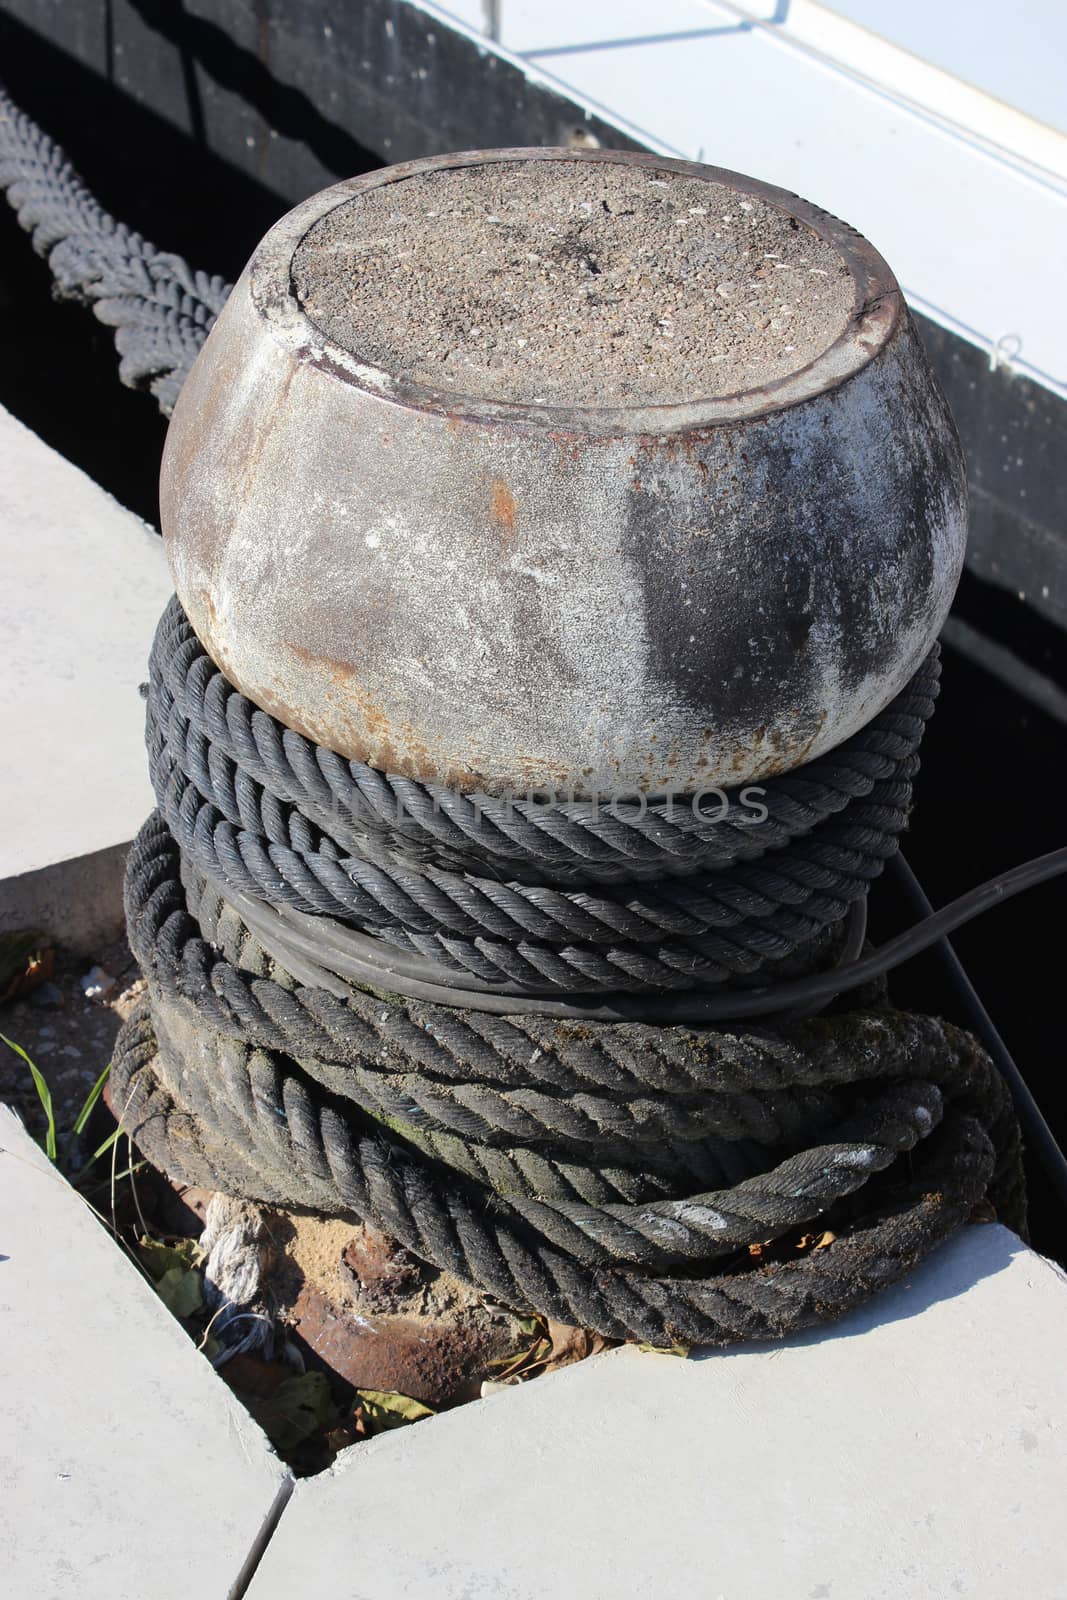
[112,601,1026,1346]
[1,84,1030,1342]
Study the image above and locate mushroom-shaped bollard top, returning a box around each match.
[161,148,966,799]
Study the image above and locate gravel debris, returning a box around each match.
[294,160,855,406]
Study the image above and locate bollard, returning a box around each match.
[118,149,1021,1352]
[160,148,965,798]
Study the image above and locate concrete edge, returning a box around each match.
[0,1102,295,1600]
[7,1089,1064,1592]
[0,839,133,955]
[286,1221,1054,1501]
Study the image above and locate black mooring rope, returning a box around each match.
[113,602,1028,1345]
[147,597,935,1000]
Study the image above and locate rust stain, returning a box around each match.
[281,639,429,777]
[636,431,706,468]
[548,431,584,469]
[286,639,355,676]
[227,356,297,515]
[489,479,517,534]
[279,639,572,794]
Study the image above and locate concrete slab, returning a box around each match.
[0,405,171,951]
[247,1224,1067,1600]
[0,1106,291,1600]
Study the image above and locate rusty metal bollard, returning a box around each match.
[114,148,1021,1354]
[160,148,965,799]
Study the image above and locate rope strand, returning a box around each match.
[0,83,230,413]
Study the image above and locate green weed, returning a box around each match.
[1,1033,120,1181]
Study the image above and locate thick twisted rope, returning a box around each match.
[0,84,231,413]
[146,598,935,997]
[149,595,930,889]
[114,871,1022,1342]
[116,611,1025,1344]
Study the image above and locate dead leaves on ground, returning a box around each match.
[353,1389,435,1433]
[138,1235,205,1320]
[482,1316,614,1392]
[321,1388,436,1460]
[137,1230,618,1467]
[241,1372,337,1454]
[138,1234,230,1363]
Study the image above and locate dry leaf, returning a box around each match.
[353,1388,435,1435]
[242,1372,336,1451]
[542,1319,610,1372]
[138,1236,203,1280]
[153,1264,203,1319]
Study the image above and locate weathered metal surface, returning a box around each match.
[161,147,967,797]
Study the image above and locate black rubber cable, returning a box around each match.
[206,848,1067,1023]
[890,851,1067,1213]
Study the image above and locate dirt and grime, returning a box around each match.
[267,1211,532,1407]
[293,159,855,405]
